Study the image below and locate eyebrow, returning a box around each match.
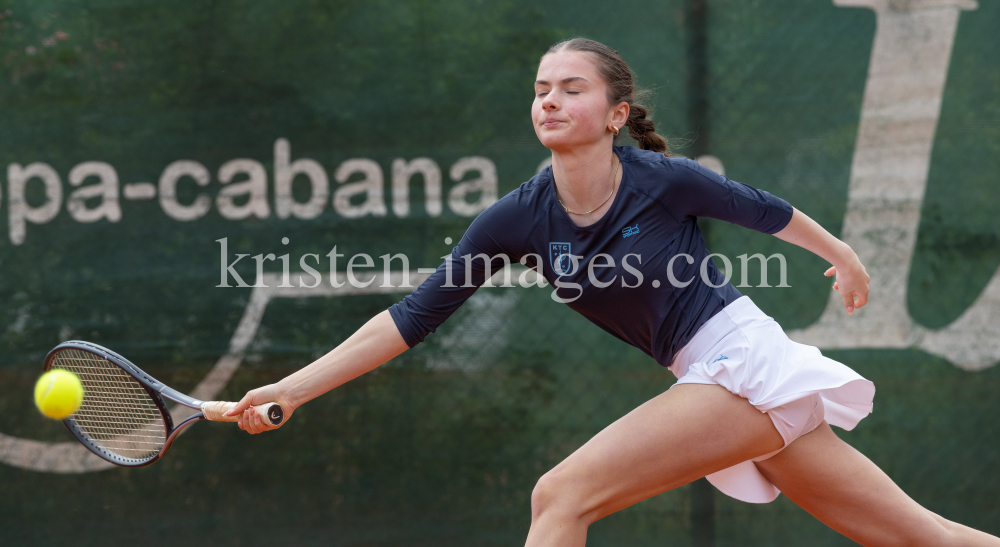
[534,76,590,86]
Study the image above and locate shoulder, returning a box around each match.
[616,146,703,209]
[477,168,553,222]
[461,169,554,255]
[617,146,712,187]
[618,146,746,207]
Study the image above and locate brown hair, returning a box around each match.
[546,38,671,155]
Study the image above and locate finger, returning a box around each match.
[855,291,869,309]
[832,281,839,291]
[249,408,266,435]
[252,408,264,434]
[243,408,257,435]
[841,292,855,315]
[226,391,255,417]
[253,408,264,433]
[824,266,836,277]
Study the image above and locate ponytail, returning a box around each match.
[625,103,669,154]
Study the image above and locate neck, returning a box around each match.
[549,139,619,212]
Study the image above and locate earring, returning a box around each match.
[611,126,620,136]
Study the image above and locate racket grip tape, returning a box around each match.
[201,401,284,426]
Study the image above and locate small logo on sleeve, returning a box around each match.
[710,354,728,364]
[622,224,640,238]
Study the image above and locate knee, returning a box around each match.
[530,471,561,522]
[530,469,587,524]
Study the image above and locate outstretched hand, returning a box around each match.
[224,383,294,435]
[825,261,870,315]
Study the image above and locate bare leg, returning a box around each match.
[755,423,1000,547]
[524,383,784,547]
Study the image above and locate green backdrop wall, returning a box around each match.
[1,0,998,545]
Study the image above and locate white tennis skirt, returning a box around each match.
[669,296,875,503]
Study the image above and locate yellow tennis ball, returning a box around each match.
[34,369,84,420]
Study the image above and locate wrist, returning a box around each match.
[275,377,305,411]
[831,241,859,270]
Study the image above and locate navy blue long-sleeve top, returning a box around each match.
[389,146,794,366]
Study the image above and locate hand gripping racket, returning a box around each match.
[44,340,283,467]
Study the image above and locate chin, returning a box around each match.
[535,132,573,151]
[536,128,607,152]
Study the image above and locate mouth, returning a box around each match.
[541,119,565,128]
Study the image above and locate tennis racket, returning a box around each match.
[44,340,283,467]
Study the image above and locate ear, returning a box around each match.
[609,101,629,132]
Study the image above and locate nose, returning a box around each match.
[541,92,559,111]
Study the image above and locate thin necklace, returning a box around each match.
[557,156,619,216]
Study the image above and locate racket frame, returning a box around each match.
[44,340,212,468]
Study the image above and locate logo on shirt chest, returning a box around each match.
[622,224,640,238]
[549,242,572,275]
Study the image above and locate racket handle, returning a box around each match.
[201,401,284,426]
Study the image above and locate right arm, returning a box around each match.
[229,191,531,434]
[227,310,408,434]
[280,310,408,406]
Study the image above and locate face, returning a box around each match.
[532,49,628,153]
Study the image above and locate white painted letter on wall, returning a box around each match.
[67,162,121,224]
[333,159,387,219]
[7,162,62,245]
[392,158,442,217]
[159,160,211,221]
[448,156,497,217]
[274,138,328,220]
[217,159,270,220]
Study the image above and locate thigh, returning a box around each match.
[754,423,954,547]
[543,383,784,524]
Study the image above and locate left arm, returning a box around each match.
[772,207,869,315]
[665,159,868,315]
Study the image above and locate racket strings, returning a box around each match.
[51,349,166,459]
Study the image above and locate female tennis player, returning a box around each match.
[228,39,1000,546]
